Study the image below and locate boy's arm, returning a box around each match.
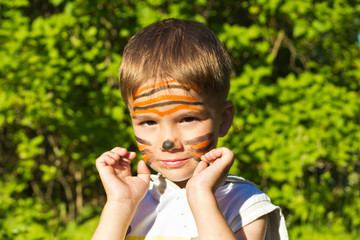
[186,148,267,240]
[92,147,150,240]
[92,200,137,239]
[187,187,237,239]
[234,215,267,240]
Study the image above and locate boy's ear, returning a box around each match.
[219,100,235,137]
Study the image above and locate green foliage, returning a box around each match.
[0,0,359,238]
[289,223,359,240]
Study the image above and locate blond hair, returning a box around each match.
[118,18,231,106]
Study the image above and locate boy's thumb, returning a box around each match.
[137,160,151,184]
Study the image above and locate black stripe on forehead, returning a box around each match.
[133,100,203,111]
[134,85,191,101]
[135,136,152,146]
[183,132,214,145]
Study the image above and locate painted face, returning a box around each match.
[130,80,223,185]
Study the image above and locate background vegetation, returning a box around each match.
[0,0,359,239]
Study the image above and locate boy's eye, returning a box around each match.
[141,120,156,126]
[180,117,198,123]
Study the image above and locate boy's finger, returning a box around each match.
[96,154,115,169]
[193,161,208,176]
[201,150,221,163]
[102,154,116,165]
[110,147,128,156]
[208,148,225,159]
[202,147,234,165]
[126,151,137,160]
[110,147,137,160]
[118,153,136,165]
[106,151,122,160]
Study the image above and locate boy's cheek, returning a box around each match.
[137,143,152,162]
[133,132,154,163]
[183,132,216,161]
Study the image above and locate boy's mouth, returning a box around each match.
[160,158,189,168]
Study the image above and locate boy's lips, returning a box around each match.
[160,158,189,168]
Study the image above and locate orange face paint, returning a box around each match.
[191,139,213,149]
[133,105,201,117]
[184,132,215,161]
[135,136,152,162]
[133,95,197,108]
[142,154,150,162]
[133,80,208,162]
[132,81,203,117]
[133,80,178,99]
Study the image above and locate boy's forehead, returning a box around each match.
[131,80,201,102]
[127,79,224,117]
[127,79,223,116]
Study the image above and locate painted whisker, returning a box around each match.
[183,132,214,145]
[184,132,215,161]
[135,135,153,162]
[135,136,152,146]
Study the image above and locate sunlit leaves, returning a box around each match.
[0,0,359,239]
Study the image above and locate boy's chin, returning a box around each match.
[160,173,193,188]
[170,178,190,188]
[161,172,191,182]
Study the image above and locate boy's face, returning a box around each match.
[129,80,233,187]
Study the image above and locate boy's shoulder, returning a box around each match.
[215,174,271,208]
[224,174,258,187]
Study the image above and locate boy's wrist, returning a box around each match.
[103,199,139,223]
[186,186,215,206]
[106,197,139,206]
[93,199,138,239]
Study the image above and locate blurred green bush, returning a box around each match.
[0,0,359,239]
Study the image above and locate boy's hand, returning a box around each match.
[186,147,237,240]
[96,147,150,204]
[186,147,234,193]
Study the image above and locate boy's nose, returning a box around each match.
[160,125,182,152]
[161,139,182,151]
[160,138,182,152]
[162,140,175,150]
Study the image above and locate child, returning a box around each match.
[92,18,288,240]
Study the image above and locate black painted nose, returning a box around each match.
[162,140,175,150]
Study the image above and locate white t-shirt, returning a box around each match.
[126,174,288,240]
